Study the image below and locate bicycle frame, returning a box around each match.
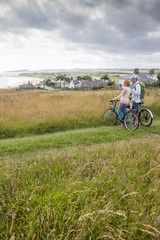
[130,100,154,119]
[110,102,127,122]
[105,100,139,131]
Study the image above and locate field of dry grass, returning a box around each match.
[0,89,159,138]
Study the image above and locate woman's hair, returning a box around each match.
[123,80,130,87]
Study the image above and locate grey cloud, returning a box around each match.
[0,0,160,54]
[0,0,59,32]
[139,0,160,22]
[78,0,101,7]
[15,4,54,30]
[60,0,160,53]
[59,9,88,29]
[0,0,89,32]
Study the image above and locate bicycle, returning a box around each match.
[104,100,139,131]
[131,99,153,127]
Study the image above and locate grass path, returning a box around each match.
[0,134,160,239]
[0,119,160,239]
[0,118,160,157]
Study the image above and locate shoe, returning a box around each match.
[134,121,138,126]
[121,123,124,127]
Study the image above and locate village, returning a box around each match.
[18,68,159,90]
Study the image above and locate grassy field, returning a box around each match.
[0,89,160,239]
[0,89,159,138]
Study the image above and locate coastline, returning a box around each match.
[0,76,41,89]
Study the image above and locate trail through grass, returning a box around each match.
[0,119,160,156]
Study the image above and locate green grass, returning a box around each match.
[0,89,160,239]
[0,118,159,157]
[0,119,160,239]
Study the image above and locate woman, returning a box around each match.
[111,80,131,120]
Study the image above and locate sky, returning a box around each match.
[0,0,160,72]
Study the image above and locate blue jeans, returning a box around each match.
[119,103,129,119]
[132,101,140,114]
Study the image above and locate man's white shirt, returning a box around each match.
[132,81,141,103]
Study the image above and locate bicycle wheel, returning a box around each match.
[124,112,139,131]
[138,108,153,127]
[104,109,117,126]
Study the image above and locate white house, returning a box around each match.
[61,80,70,89]
[69,80,80,89]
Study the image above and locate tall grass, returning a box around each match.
[0,137,160,239]
[0,89,159,138]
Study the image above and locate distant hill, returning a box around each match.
[4,68,160,75]
[7,69,30,73]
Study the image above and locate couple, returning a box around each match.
[111,76,141,120]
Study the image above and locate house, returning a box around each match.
[61,80,70,89]
[69,80,80,89]
[91,80,108,87]
[52,79,70,89]
[54,79,61,88]
[50,78,57,84]
[19,81,36,90]
[69,79,108,89]
[116,68,158,89]
[38,79,46,88]
[80,80,91,88]
[80,80,107,88]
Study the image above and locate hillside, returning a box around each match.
[0,89,160,239]
[0,123,160,239]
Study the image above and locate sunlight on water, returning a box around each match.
[0,74,40,88]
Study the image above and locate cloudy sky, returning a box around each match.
[0,0,160,72]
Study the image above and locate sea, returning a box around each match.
[0,72,41,89]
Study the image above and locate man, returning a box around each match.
[131,75,141,115]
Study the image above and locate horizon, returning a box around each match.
[2,67,160,73]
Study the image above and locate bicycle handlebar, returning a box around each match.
[110,99,119,103]
[109,99,119,106]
